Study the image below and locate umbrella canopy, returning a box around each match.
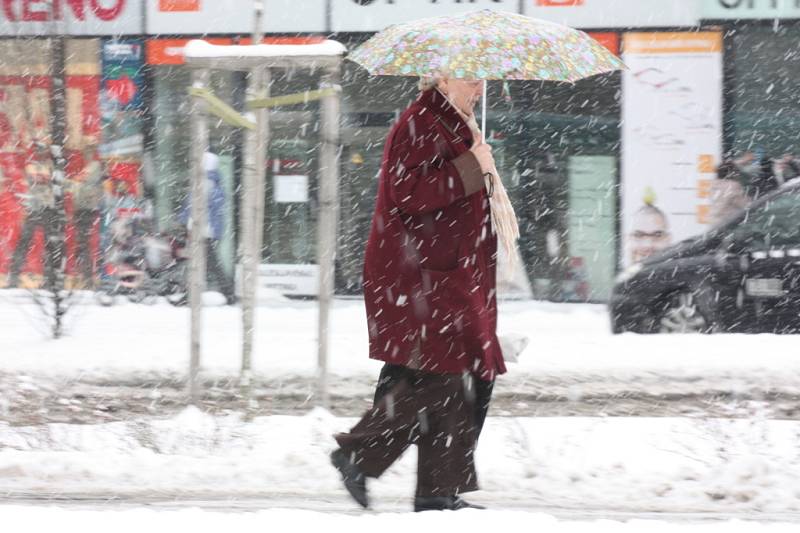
[347,9,625,82]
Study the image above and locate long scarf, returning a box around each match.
[436,89,520,272]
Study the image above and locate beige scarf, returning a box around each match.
[436,89,520,272]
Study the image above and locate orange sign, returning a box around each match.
[624,32,722,55]
[146,38,232,65]
[537,0,584,5]
[587,32,619,56]
[238,36,327,46]
[159,0,200,11]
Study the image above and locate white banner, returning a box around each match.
[258,264,319,297]
[0,0,143,36]
[621,32,723,267]
[146,0,326,34]
[702,0,800,19]
[332,0,519,32]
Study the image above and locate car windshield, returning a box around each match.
[729,187,800,248]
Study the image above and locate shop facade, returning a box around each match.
[2,0,799,301]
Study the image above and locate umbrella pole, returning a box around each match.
[481,80,487,143]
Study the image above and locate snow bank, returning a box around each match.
[2,408,800,514]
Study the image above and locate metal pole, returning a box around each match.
[316,65,341,410]
[241,0,268,409]
[481,79,487,143]
[189,68,210,404]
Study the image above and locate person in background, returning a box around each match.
[70,136,105,289]
[773,154,800,186]
[709,160,749,226]
[8,141,56,287]
[182,151,236,305]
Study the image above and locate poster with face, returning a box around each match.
[621,32,723,267]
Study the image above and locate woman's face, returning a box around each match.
[438,78,483,116]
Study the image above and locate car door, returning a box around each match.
[731,188,800,333]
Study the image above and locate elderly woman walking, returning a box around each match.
[330,75,518,512]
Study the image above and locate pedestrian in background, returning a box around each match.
[181,151,236,305]
[709,160,749,226]
[8,141,57,287]
[70,136,105,288]
[330,75,513,512]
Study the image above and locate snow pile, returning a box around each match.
[2,408,800,514]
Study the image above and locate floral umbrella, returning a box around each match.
[347,9,625,83]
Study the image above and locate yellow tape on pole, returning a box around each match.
[246,87,340,109]
[188,87,256,130]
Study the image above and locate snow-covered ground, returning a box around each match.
[2,291,800,526]
[2,505,798,533]
[2,290,800,399]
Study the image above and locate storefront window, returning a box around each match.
[725,22,800,158]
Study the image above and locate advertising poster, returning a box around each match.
[621,32,723,267]
[567,155,617,301]
[0,39,102,285]
[101,39,145,196]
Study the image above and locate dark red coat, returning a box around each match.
[362,88,506,381]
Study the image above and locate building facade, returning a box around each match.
[1,0,799,300]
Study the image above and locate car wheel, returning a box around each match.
[657,291,713,333]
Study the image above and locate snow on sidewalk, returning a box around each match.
[2,408,799,514]
[2,293,800,397]
[0,505,796,533]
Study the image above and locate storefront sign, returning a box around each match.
[158,0,199,11]
[274,175,309,203]
[523,0,700,28]
[333,0,518,32]
[146,38,232,65]
[146,0,326,34]
[0,0,143,35]
[621,32,723,267]
[703,0,800,19]
[588,32,619,55]
[259,264,319,296]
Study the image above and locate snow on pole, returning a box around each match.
[188,68,210,404]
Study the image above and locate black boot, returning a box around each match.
[413,495,485,512]
[330,449,369,509]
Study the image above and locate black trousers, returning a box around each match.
[375,363,495,440]
[335,367,480,497]
[9,208,58,285]
[206,238,235,300]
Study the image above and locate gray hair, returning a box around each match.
[418,75,444,91]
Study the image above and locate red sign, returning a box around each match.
[587,32,619,56]
[2,0,127,22]
[537,0,584,5]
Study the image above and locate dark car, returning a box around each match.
[611,182,800,334]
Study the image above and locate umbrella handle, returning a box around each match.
[481,80,487,144]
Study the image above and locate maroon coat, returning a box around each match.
[362,88,506,381]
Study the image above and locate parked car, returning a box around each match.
[611,183,800,334]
